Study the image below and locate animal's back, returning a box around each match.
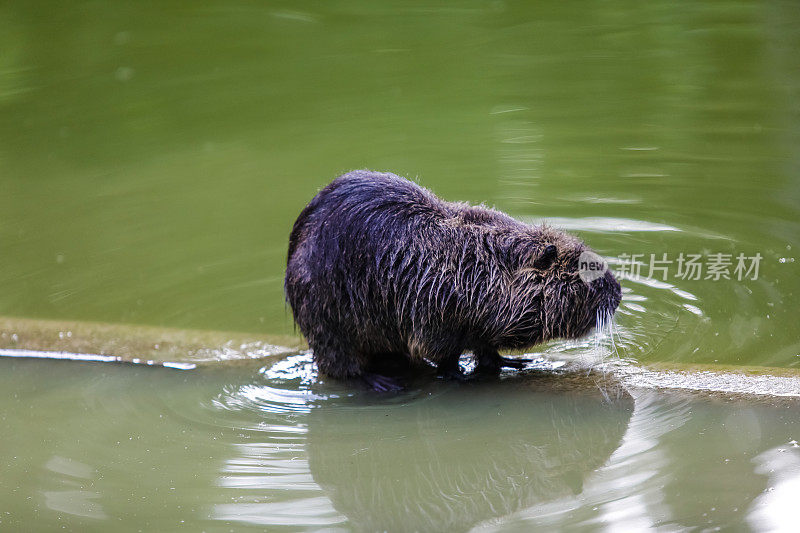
[287,170,445,277]
[287,170,444,261]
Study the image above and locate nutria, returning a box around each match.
[285,170,621,390]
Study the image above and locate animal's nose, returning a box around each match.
[598,270,622,308]
[590,269,622,298]
[603,268,620,287]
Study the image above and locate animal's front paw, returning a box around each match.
[497,356,532,370]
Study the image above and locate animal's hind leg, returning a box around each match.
[312,341,404,392]
[359,352,411,392]
[310,339,363,380]
[365,351,419,377]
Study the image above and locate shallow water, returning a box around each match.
[2,0,800,530]
[2,355,800,531]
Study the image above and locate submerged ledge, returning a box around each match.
[610,361,800,404]
[0,316,304,368]
[2,315,800,401]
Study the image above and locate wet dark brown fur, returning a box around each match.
[285,170,621,390]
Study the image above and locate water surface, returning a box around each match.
[2,356,800,531]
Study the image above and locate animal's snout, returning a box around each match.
[590,269,622,312]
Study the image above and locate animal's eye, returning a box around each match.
[533,244,557,269]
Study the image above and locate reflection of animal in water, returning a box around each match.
[306,375,633,532]
[285,170,622,390]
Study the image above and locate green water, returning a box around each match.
[2,1,800,530]
[3,356,800,531]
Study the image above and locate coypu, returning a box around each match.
[285,170,621,390]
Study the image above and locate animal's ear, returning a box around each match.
[532,244,558,270]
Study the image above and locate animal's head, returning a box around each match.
[499,226,621,347]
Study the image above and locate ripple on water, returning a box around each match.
[532,216,682,233]
[212,353,332,417]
